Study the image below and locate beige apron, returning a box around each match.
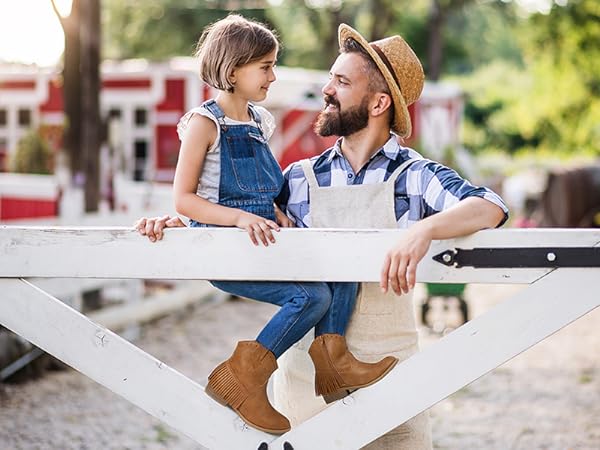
[273,158,432,449]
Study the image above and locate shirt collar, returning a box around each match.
[327,134,401,163]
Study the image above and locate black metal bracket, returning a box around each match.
[433,247,600,268]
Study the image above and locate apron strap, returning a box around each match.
[300,158,319,190]
[386,158,419,185]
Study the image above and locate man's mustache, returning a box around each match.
[324,95,340,109]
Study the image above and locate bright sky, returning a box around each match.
[0,0,562,66]
[0,0,72,66]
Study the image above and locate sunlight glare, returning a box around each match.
[0,0,72,66]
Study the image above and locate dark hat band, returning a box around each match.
[370,43,402,95]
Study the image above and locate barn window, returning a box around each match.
[135,108,147,127]
[18,108,31,127]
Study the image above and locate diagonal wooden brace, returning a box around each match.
[0,279,271,450]
[270,267,600,449]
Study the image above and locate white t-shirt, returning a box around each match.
[176,104,276,203]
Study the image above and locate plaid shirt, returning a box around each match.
[277,135,509,228]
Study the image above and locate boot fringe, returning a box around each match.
[207,362,247,409]
[314,369,346,396]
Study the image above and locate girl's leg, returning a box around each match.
[309,282,398,403]
[211,281,332,358]
[314,282,359,337]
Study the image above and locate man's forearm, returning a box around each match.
[417,197,505,240]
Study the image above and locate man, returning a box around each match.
[137,24,507,449]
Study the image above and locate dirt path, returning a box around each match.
[0,284,598,449]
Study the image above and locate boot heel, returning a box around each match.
[205,383,227,406]
[323,388,354,404]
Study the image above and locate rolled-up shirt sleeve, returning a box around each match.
[276,163,308,228]
[420,161,509,227]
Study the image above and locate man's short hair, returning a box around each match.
[340,38,391,96]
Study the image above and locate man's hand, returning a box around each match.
[235,211,280,246]
[134,215,186,242]
[380,222,433,295]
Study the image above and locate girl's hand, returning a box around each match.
[235,211,280,246]
[274,205,295,228]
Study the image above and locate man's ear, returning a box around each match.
[370,93,393,118]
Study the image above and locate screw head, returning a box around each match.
[442,253,452,263]
[547,252,556,262]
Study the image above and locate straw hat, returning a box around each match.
[338,24,424,138]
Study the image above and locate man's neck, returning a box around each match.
[340,126,392,174]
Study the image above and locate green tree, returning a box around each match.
[461,0,600,156]
[103,0,271,60]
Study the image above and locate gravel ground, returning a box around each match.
[0,283,598,450]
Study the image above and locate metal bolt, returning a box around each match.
[547,252,556,262]
[442,253,452,263]
[342,395,355,406]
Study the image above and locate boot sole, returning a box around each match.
[322,358,399,404]
[205,383,291,435]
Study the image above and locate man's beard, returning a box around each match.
[314,94,370,137]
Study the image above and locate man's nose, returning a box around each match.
[322,79,335,96]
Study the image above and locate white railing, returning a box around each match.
[0,227,598,450]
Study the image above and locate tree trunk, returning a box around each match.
[368,0,394,41]
[80,0,102,212]
[426,0,445,81]
[52,0,82,181]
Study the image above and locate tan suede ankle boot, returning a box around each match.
[309,333,398,404]
[205,340,290,434]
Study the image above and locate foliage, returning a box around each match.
[458,0,600,156]
[103,0,271,60]
[11,131,53,175]
[101,0,599,157]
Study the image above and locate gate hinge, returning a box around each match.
[433,247,600,268]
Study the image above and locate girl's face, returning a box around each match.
[229,48,277,102]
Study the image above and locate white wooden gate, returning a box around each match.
[0,226,598,449]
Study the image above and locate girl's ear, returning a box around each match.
[228,68,237,85]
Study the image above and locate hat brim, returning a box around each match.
[338,24,411,138]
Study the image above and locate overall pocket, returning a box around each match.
[226,134,282,193]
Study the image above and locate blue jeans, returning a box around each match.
[211,280,358,358]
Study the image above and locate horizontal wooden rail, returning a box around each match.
[2,227,599,283]
[1,226,598,449]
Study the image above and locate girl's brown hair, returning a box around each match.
[196,14,279,93]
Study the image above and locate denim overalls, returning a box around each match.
[189,99,358,358]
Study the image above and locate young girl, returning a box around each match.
[173,15,397,434]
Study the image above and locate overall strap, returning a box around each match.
[201,99,225,119]
[248,103,265,135]
[386,158,419,185]
[300,159,319,190]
